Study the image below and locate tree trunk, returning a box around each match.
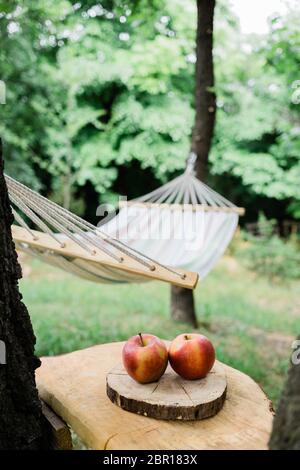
[63,172,72,210]
[171,285,197,327]
[192,0,216,180]
[269,335,300,450]
[170,0,216,326]
[0,139,54,449]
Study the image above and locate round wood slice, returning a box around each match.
[106,361,227,421]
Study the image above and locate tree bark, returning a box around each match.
[171,0,216,326]
[269,335,300,450]
[192,0,216,180]
[171,285,197,327]
[0,139,54,449]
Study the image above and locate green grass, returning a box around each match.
[19,255,299,406]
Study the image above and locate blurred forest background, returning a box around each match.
[1,0,300,228]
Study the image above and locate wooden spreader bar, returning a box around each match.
[119,200,245,215]
[12,225,199,289]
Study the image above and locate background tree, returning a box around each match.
[0,139,53,449]
[170,0,216,326]
[269,336,300,450]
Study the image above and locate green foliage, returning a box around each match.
[212,150,300,200]
[1,0,299,220]
[240,214,300,281]
[212,6,300,217]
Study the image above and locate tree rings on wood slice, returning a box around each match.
[106,361,227,421]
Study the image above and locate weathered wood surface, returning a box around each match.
[36,342,274,450]
[41,401,72,450]
[106,362,227,421]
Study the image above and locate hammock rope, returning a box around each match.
[133,153,242,213]
[5,174,198,289]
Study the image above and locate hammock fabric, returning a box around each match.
[5,175,198,289]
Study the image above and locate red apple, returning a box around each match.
[169,333,215,380]
[122,333,168,384]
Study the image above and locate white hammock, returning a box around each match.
[5,175,198,289]
[7,153,244,287]
[102,153,244,279]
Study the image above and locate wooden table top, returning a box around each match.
[36,342,274,450]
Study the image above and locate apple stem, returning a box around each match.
[138,332,144,346]
[184,335,189,340]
